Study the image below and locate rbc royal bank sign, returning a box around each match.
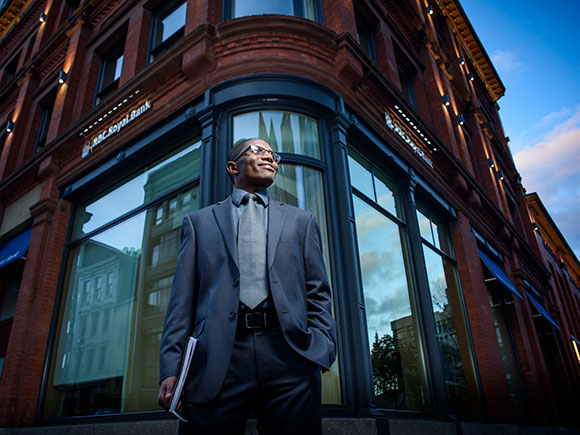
[82,100,151,158]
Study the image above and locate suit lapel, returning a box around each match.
[213,197,238,269]
[267,201,288,270]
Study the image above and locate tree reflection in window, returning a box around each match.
[352,194,429,411]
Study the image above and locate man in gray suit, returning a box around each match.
[158,138,336,435]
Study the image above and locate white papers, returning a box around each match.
[169,336,198,422]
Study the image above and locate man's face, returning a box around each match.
[227,139,278,192]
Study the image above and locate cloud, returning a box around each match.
[515,106,580,179]
[514,104,580,255]
[491,50,526,76]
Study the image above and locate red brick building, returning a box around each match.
[0,0,578,433]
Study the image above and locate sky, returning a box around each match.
[459,0,580,257]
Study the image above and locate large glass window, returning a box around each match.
[149,1,187,63]
[225,0,321,22]
[416,209,481,417]
[44,139,201,417]
[349,149,431,412]
[233,110,340,404]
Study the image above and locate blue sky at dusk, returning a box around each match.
[459,0,580,256]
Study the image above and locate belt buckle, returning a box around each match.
[245,312,267,329]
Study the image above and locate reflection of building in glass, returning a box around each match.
[433,304,466,391]
[389,314,421,410]
[123,148,200,411]
[52,240,139,415]
[3,0,580,429]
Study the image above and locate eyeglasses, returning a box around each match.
[231,144,281,163]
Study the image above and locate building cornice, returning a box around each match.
[525,192,580,283]
[0,0,33,40]
[436,0,505,102]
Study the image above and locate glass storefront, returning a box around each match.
[349,148,431,412]
[416,209,480,417]
[233,109,341,404]
[44,139,201,417]
[349,148,481,416]
[41,83,484,420]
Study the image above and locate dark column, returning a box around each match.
[327,112,378,416]
[399,171,449,418]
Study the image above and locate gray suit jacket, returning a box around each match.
[159,196,337,403]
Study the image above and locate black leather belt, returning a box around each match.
[237,309,279,330]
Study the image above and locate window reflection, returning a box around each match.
[353,196,430,411]
[348,151,374,201]
[45,140,201,417]
[73,140,201,239]
[233,111,320,158]
[157,2,186,43]
[227,0,319,22]
[149,1,187,62]
[418,208,481,418]
[348,148,398,217]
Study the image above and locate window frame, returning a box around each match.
[346,140,482,418]
[223,0,323,23]
[415,203,484,418]
[355,10,377,62]
[225,101,345,408]
[34,88,58,152]
[147,0,187,64]
[43,138,202,418]
[394,46,418,110]
[38,105,203,422]
[348,146,438,414]
[93,42,125,106]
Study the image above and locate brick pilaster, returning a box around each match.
[0,74,39,180]
[0,156,70,427]
[451,211,514,422]
[48,20,91,137]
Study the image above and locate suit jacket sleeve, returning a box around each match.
[304,213,337,367]
[159,214,197,383]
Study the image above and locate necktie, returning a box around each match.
[238,194,268,309]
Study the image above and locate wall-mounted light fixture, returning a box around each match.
[468,73,475,82]
[456,113,465,126]
[505,136,511,144]
[6,120,15,132]
[458,56,465,66]
[488,157,495,168]
[426,5,434,15]
[532,222,539,231]
[40,12,47,22]
[498,170,505,181]
[58,70,67,84]
[441,94,451,106]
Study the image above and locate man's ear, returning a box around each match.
[226,161,239,177]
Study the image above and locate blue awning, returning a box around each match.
[0,229,31,269]
[526,291,561,331]
[479,249,524,300]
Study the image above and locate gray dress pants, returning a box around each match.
[181,325,322,435]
